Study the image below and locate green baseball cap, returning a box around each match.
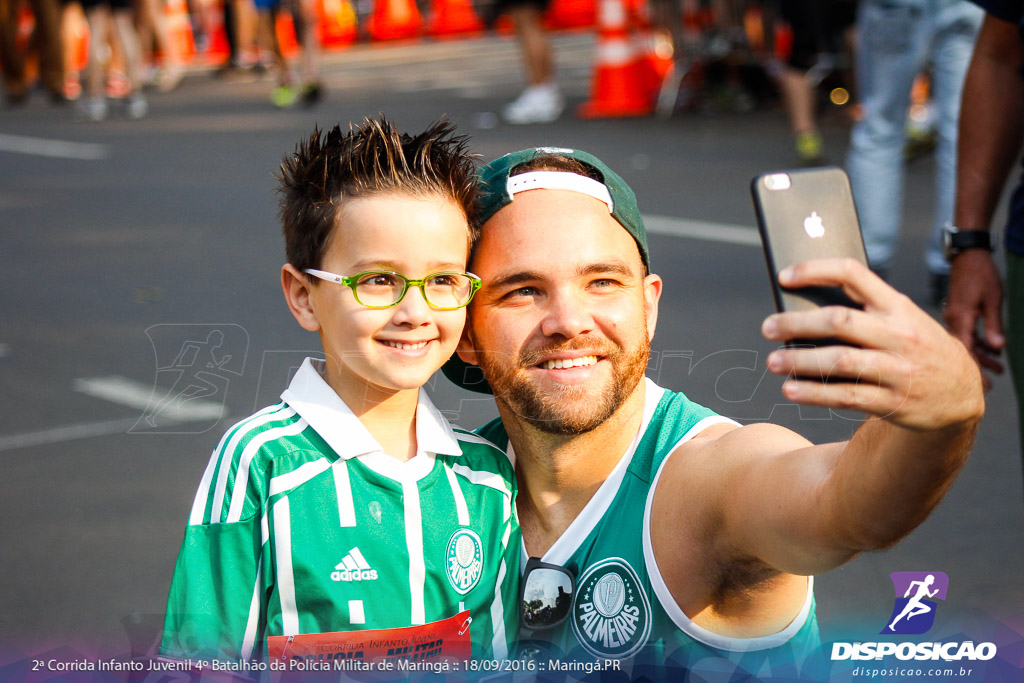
[476,147,650,269]
[442,147,649,394]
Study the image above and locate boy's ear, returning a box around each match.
[281,264,321,332]
[456,328,478,366]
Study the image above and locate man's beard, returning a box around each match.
[478,334,650,435]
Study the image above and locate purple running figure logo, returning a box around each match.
[882,571,949,635]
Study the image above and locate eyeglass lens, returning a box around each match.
[521,568,574,630]
[354,272,475,309]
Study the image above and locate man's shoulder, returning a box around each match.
[669,421,809,462]
[657,422,814,505]
[448,425,515,482]
[638,381,734,455]
[451,425,506,453]
[471,416,509,449]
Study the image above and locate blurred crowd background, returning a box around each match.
[2,0,863,132]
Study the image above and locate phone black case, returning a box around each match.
[750,166,869,347]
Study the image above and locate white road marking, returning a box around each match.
[0,417,142,452]
[73,375,224,421]
[643,214,762,247]
[0,134,110,161]
[0,376,227,452]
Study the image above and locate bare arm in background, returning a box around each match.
[946,12,1024,386]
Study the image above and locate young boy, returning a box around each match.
[159,117,519,664]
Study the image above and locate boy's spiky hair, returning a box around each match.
[278,115,478,274]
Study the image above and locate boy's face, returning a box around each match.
[307,194,471,408]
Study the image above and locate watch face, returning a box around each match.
[943,226,956,261]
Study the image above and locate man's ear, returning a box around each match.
[281,264,321,332]
[643,273,663,342]
[456,327,479,366]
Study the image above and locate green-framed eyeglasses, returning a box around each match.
[304,268,482,310]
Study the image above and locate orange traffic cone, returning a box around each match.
[773,20,793,64]
[367,0,422,41]
[628,0,671,103]
[317,0,357,48]
[16,5,33,52]
[578,0,651,118]
[69,7,90,72]
[204,0,231,62]
[16,5,37,82]
[743,1,765,52]
[275,10,301,59]
[427,0,483,37]
[62,4,89,99]
[543,0,595,30]
[165,0,196,62]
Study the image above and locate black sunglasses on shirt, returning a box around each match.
[520,557,577,631]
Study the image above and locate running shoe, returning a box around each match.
[502,83,564,125]
[271,84,299,108]
[79,96,108,122]
[795,131,824,166]
[157,64,186,93]
[125,93,148,119]
[300,81,324,108]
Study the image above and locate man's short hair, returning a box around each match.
[509,155,603,182]
[277,116,478,274]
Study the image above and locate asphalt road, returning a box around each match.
[1,31,1021,673]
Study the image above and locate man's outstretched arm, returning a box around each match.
[654,259,984,589]
[750,260,981,569]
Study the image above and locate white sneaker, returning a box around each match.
[125,93,148,120]
[157,64,186,93]
[79,96,108,122]
[502,83,565,124]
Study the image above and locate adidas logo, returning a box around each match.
[331,547,378,582]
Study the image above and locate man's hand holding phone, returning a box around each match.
[761,258,984,432]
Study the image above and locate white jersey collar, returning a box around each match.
[281,358,464,470]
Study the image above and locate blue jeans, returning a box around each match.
[846,0,983,276]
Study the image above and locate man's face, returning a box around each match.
[458,188,662,434]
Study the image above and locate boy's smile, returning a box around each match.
[379,340,432,351]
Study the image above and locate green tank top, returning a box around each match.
[478,379,821,678]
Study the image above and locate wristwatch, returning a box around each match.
[943,225,994,262]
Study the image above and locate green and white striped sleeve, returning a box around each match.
[160,406,295,661]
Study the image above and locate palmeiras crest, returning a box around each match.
[571,558,651,658]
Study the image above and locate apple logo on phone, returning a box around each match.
[804,211,825,238]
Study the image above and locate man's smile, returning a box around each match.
[537,355,600,370]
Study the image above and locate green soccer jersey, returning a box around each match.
[479,378,821,678]
[161,358,520,663]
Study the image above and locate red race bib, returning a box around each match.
[266,610,472,671]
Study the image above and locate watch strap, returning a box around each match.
[948,230,993,252]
